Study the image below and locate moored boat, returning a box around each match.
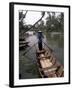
[36,48,64,78]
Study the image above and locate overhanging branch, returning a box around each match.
[20,12,45,36]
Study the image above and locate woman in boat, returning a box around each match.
[37,31,44,50]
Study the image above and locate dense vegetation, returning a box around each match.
[19,11,64,36]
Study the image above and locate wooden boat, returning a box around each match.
[36,48,64,78]
[19,41,29,50]
[19,38,25,41]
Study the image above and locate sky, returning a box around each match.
[24,11,42,25]
[21,10,61,25]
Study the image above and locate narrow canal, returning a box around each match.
[19,31,64,79]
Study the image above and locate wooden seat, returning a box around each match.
[36,49,45,54]
[37,56,49,60]
[40,58,53,69]
[39,64,58,72]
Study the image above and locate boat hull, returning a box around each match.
[36,48,64,78]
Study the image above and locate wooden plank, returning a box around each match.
[40,57,52,68]
[46,59,52,67]
[36,49,45,54]
[40,60,47,68]
[39,64,59,72]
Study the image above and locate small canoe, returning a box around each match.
[19,41,29,50]
[19,38,25,41]
[36,48,64,78]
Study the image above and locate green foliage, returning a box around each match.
[19,11,64,36]
[45,12,64,33]
[19,11,28,36]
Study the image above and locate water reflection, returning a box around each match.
[45,33,64,65]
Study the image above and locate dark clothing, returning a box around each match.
[38,41,42,50]
[37,32,44,50]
